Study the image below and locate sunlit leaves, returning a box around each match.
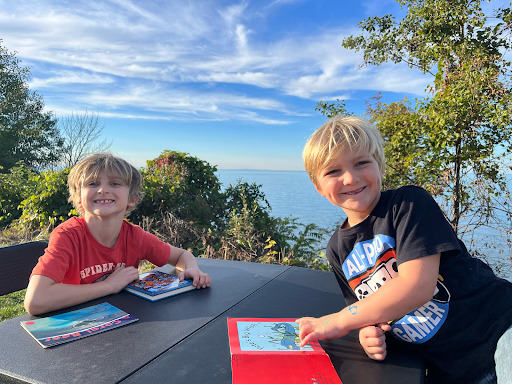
[344,0,512,240]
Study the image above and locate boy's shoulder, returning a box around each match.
[329,185,433,236]
[380,185,433,207]
[47,217,90,244]
[121,219,144,233]
[388,184,430,197]
[121,220,157,243]
[52,216,86,233]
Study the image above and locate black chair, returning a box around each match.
[0,241,48,296]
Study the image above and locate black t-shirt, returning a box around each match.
[327,186,512,383]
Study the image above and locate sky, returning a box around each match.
[0,0,438,170]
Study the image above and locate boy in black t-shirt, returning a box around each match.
[297,116,512,383]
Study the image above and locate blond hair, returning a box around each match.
[68,153,143,216]
[303,116,385,186]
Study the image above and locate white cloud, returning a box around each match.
[30,71,114,88]
[0,0,431,125]
[196,71,277,88]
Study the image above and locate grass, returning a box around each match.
[0,290,27,322]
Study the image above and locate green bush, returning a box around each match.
[16,168,74,231]
[131,151,225,229]
[0,164,38,228]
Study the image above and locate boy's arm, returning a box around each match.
[167,245,211,288]
[297,253,440,346]
[24,266,139,316]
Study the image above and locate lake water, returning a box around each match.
[216,169,512,280]
[217,169,346,231]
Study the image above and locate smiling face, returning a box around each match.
[303,116,386,228]
[314,147,382,228]
[68,153,143,217]
[79,172,134,221]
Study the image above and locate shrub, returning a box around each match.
[0,164,38,228]
[131,151,225,229]
[16,168,74,231]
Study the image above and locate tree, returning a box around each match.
[365,93,433,191]
[315,99,352,118]
[58,111,111,167]
[342,0,512,238]
[131,150,225,228]
[0,40,63,172]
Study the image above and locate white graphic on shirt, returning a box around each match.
[79,262,126,280]
[343,234,451,344]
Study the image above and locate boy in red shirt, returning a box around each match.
[25,153,210,315]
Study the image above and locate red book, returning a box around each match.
[227,318,342,384]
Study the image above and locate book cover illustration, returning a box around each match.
[21,302,138,348]
[236,320,316,352]
[123,265,195,301]
[127,271,193,296]
[228,318,342,384]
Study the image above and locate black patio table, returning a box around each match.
[0,258,425,384]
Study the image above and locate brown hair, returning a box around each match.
[68,153,143,216]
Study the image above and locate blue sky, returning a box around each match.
[0,0,435,170]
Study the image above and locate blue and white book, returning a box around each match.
[124,265,195,302]
[21,302,138,348]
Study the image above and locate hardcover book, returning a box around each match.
[227,318,342,384]
[124,265,195,302]
[21,302,138,348]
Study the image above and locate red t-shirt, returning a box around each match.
[31,217,171,284]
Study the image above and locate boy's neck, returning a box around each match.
[343,212,371,229]
[84,215,124,248]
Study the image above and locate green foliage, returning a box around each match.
[184,179,282,263]
[316,99,352,118]
[16,168,73,230]
[226,189,260,249]
[344,0,512,236]
[0,40,63,172]
[220,189,267,261]
[365,93,439,191]
[223,180,274,233]
[264,217,331,270]
[0,164,38,228]
[219,180,330,269]
[132,150,225,228]
[134,176,330,270]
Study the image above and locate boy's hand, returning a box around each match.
[103,266,139,294]
[179,268,211,289]
[359,323,390,361]
[296,313,346,347]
